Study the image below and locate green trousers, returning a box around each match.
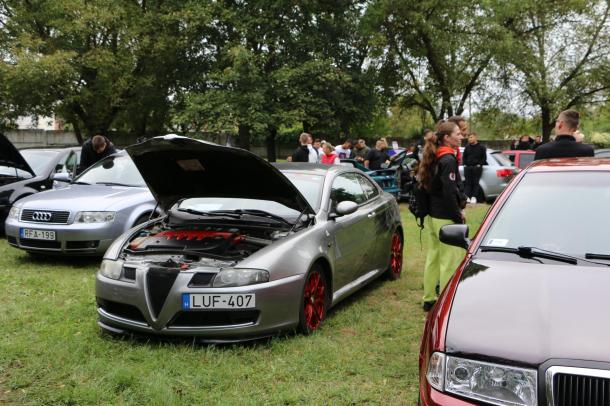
[423,216,466,302]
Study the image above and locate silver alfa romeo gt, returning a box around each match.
[95,135,404,341]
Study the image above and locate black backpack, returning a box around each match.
[408,180,430,229]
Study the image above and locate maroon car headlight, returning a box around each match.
[444,355,537,406]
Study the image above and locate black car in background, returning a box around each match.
[0,133,80,225]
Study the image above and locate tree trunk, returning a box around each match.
[236,124,251,150]
[541,106,553,142]
[266,126,277,162]
[302,120,311,133]
[73,120,84,145]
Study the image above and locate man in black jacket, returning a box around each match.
[78,135,117,174]
[462,132,487,203]
[534,110,594,160]
[291,133,310,162]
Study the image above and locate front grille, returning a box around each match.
[146,267,180,317]
[97,298,147,323]
[20,209,70,224]
[169,310,259,327]
[19,238,61,249]
[549,367,610,406]
[7,236,17,245]
[188,272,216,287]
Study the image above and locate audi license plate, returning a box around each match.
[182,293,255,310]
[20,228,56,240]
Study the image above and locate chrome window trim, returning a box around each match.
[545,366,610,406]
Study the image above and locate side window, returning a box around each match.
[54,154,69,173]
[355,173,379,200]
[65,152,78,175]
[330,173,367,210]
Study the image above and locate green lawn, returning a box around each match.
[0,204,490,405]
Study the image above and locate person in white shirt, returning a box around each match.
[306,134,320,163]
[334,139,352,159]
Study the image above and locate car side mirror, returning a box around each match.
[439,224,470,250]
[329,200,358,220]
[52,172,71,182]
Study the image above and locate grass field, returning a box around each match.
[0,204,490,405]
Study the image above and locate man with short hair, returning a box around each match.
[532,135,544,149]
[365,140,390,170]
[334,139,352,159]
[291,132,311,162]
[352,139,370,162]
[462,132,487,204]
[305,134,320,163]
[78,134,117,174]
[534,110,594,160]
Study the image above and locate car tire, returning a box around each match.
[298,264,329,335]
[386,231,403,280]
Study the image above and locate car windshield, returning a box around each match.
[75,154,146,187]
[21,150,60,175]
[480,171,610,258]
[178,173,323,220]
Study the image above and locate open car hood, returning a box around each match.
[126,135,315,213]
[0,133,35,175]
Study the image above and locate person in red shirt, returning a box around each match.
[320,143,340,164]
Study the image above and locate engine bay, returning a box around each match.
[122,221,290,265]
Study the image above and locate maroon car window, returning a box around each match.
[480,172,610,258]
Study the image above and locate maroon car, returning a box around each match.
[502,149,535,170]
[419,157,610,406]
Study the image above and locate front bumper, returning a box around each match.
[95,268,305,340]
[420,384,476,406]
[5,218,118,255]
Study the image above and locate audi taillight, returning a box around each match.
[496,169,513,178]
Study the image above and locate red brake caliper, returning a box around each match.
[305,272,325,330]
[391,234,403,275]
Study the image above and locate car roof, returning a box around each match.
[273,162,347,175]
[20,146,81,152]
[502,149,535,154]
[526,157,610,172]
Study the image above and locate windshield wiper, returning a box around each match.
[95,182,135,187]
[585,253,610,260]
[177,208,241,219]
[72,181,90,185]
[226,209,293,226]
[480,246,610,266]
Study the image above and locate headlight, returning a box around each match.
[444,355,537,406]
[212,269,269,287]
[75,211,115,223]
[8,206,20,219]
[99,259,124,280]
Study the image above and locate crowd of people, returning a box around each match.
[288,133,406,170]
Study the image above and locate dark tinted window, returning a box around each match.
[355,173,379,200]
[481,172,610,257]
[330,173,367,209]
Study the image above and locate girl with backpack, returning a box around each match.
[418,121,467,311]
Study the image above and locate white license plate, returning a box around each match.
[182,293,255,310]
[20,228,56,241]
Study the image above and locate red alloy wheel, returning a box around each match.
[303,269,327,332]
[390,233,403,279]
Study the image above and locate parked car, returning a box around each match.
[0,133,80,225]
[339,158,402,197]
[5,151,159,255]
[458,147,518,202]
[502,149,535,169]
[95,135,403,341]
[595,148,610,158]
[419,157,610,406]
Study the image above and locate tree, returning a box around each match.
[365,0,498,122]
[0,0,215,141]
[496,0,610,140]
